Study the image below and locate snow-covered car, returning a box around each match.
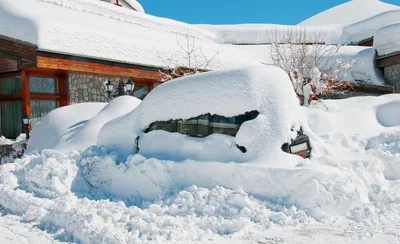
[98,65,311,162]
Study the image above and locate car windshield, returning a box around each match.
[144,110,259,138]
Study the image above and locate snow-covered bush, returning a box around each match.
[268,27,355,100]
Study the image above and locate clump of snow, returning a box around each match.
[366,132,400,180]
[27,96,141,154]
[98,65,302,162]
[0,136,14,145]
[124,0,145,13]
[298,0,400,26]
[374,21,400,56]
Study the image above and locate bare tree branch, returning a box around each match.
[158,29,219,82]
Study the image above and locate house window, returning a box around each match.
[145,111,259,138]
[0,76,21,94]
[29,77,57,93]
[133,84,148,99]
[0,101,23,139]
[30,100,58,128]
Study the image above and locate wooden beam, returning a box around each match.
[358,37,373,47]
[30,93,61,101]
[376,53,400,67]
[20,71,31,132]
[352,84,394,94]
[0,38,36,63]
[0,93,21,101]
[37,55,163,81]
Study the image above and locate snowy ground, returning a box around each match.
[1,95,400,244]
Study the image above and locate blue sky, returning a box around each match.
[139,0,398,25]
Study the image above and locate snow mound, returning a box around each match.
[27,96,141,153]
[27,102,106,153]
[305,95,400,137]
[341,9,400,44]
[298,0,400,26]
[376,100,400,127]
[374,21,400,56]
[2,95,400,243]
[98,65,302,162]
[0,150,318,243]
[366,132,400,180]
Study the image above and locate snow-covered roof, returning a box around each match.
[299,0,400,26]
[341,9,400,44]
[1,0,238,70]
[197,24,343,45]
[374,21,400,57]
[124,0,145,13]
[0,0,387,84]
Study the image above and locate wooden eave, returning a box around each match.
[357,37,374,47]
[36,51,165,81]
[0,37,37,70]
[376,52,400,68]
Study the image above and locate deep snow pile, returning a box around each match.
[341,9,400,44]
[98,65,302,162]
[1,95,400,243]
[27,96,141,153]
[374,21,400,56]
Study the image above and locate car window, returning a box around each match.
[144,111,259,138]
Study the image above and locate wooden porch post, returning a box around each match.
[57,72,69,107]
[21,70,31,130]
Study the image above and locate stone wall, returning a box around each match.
[384,63,400,89]
[68,72,131,103]
[0,142,26,164]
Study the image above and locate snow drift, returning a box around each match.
[374,21,400,56]
[1,95,400,243]
[27,96,141,153]
[341,9,400,44]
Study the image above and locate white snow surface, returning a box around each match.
[374,21,400,56]
[1,94,400,243]
[341,9,400,44]
[0,0,393,83]
[26,102,107,153]
[298,0,400,26]
[0,0,253,70]
[198,24,344,45]
[98,65,302,162]
[27,96,141,154]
